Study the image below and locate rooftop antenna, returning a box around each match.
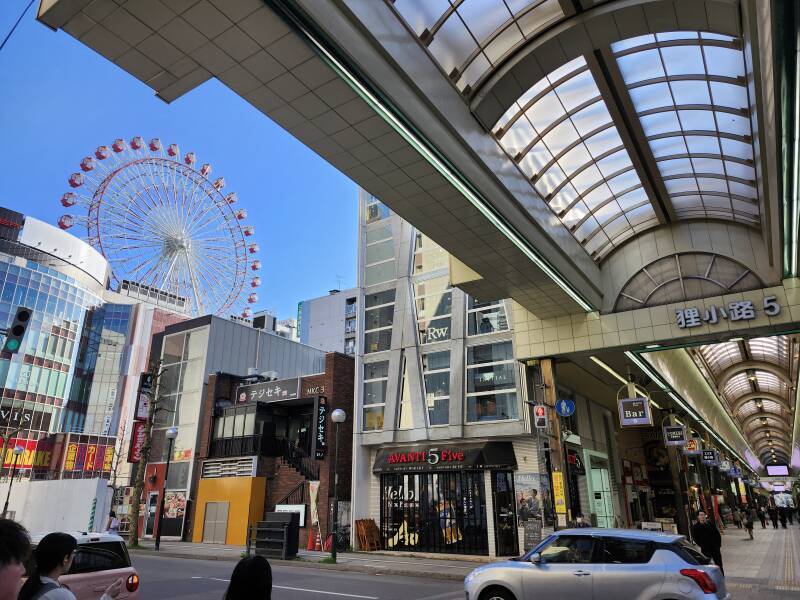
[335,274,344,290]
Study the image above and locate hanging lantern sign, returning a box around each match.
[663,424,687,446]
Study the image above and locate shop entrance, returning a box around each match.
[144,492,158,537]
[380,471,489,555]
[263,402,314,456]
[587,453,614,528]
[491,470,518,556]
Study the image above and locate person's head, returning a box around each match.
[531,489,538,498]
[697,510,708,523]
[18,533,77,600]
[0,519,30,600]
[576,513,584,522]
[109,511,116,518]
[224,556,271,600]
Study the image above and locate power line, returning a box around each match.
[0,0,35,53]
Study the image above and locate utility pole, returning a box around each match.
[539,358,571,529]
[128,361,164,548]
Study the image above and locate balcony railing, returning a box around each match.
[209,435,262,458]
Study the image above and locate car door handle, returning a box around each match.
[572,570,591,577]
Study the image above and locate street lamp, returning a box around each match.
[155,427,178,551]
[330,409,346,563]
[2,446,25,518]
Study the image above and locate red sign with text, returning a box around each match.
[128,421,146,463]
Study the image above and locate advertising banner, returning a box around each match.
[702,450,718,466]
[552,471,567,514]
[315,397,327,459]
[309,481,320,525]
[236,378,300,404]
[135,373,153,421]
[128,421,146,463]
[1,438,51,469]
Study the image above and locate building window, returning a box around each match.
[414,276,451,344]
[366,195,391,223]
[365,221,396,287]
[344,338,356,355]
[413,233,449,274]
[345,297,357,317]
[364,289,395,354]
[363,360,389,431]
[345,318,357,334]
[467,298,509,336]
[423,350,450,426]
[466,341,518,422]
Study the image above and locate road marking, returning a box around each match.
[191,576,379,598]
[274,585,378,598]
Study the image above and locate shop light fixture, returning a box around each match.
[728,337,744,342]
[589,356,662,408]
[288,7,595,313]
[645,344,661,349]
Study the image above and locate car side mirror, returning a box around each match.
[530,553,543,565]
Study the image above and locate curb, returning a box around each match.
[128,549,467,582]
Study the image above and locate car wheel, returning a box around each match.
[479,587,516,600]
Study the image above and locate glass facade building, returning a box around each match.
[0,218,107,476]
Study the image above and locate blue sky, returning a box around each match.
[0,3,358,320]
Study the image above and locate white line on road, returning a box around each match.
[192,576,379,598]
[273,585,378,599]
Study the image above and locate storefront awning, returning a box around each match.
[373,441,517,474]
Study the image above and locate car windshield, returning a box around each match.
[668,540,711,565]
[521,535,556,561]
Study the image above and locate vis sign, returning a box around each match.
[618,397,653,427]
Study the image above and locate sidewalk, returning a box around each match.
[129,540,480,581]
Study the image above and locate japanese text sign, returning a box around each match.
[701,450,718,466]
[663,425,687,446]
[315,396,327,459]
[676,296,780,329]
[236,378,300,404]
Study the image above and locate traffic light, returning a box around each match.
[3,307,32,354]
[533,404,548,429]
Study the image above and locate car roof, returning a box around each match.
[29,531,126,545]
[555,528,685,543]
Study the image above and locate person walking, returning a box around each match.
[17,532,122,600]
[758,505,767,529]
[768,504,779,529]
[105,511,120,535]
[744,505,756,540]
[732,507,742,529]
[692,511,724,575]
[224,556,272,600]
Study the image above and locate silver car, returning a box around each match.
[464,528,729,600]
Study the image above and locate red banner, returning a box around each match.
[0,438,52,469]
[61,437,115,475]
[129,421,146,463]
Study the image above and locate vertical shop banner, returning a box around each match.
[64,442,79,471]
[103,446,114,472]
[551,471,567,514]
[315,397,327,459]
[309,481,320,525]
[135,373,153,421]
[128,421,146,463]
[737,480,747,504]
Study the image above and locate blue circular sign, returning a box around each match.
[556,399,575,417]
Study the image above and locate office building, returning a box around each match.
[298,289,358,355]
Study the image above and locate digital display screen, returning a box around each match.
[773,485,785,492]
[766,465,789,476]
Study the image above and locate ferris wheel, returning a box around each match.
[58,137,261,318]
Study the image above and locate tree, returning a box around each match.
[127,360,166,548]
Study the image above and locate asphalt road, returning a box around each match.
[131,555,465,600]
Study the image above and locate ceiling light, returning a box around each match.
[755,400,763,408]
[760,417,768,424]
[748,374,757,381]
[728,337,744,342]
[645,344,661,349]
[767,431,772,437]
[589,356,628,385]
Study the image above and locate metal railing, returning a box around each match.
[278,438,319,480]
[209,435,262,458]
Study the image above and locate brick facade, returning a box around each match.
[183,352,354,545]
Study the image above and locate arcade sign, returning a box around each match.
[663,425,687,447]
[618,397,653,427]
[701,450,718,466]
[683,437,702,456]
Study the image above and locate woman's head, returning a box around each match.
[109,511,116,518]
[224,556,271,600]
[17,533,77,600]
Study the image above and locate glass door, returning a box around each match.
[491,470,518,556]
[144,492,158,537]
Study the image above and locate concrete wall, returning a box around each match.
[0,478,111,533]
[298,289,357,353]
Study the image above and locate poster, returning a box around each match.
[164,491,186,519]
[513,472,543,523]
[552,471,567,514]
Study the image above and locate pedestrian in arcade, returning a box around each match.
[758,505,767,529]
[18,533,122,600]
[732,507,742,529]
[744,505,756,540]
[224,555,272,600]
[768,504,779,529]
[692,511,724,575]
